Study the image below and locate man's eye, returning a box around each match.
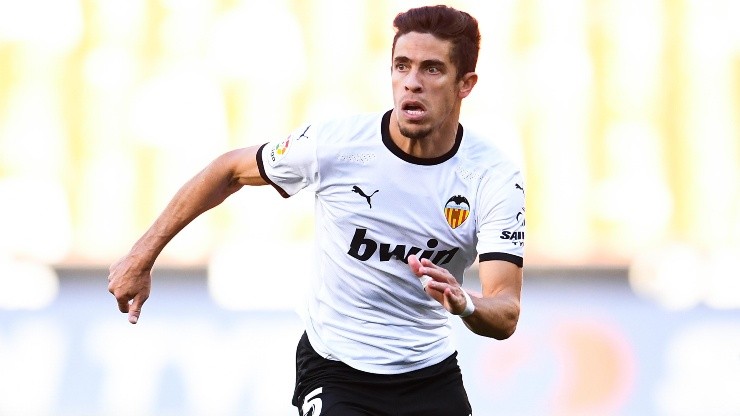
[428,67,440,74]
[396,63,407,71]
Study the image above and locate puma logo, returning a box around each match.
[298,125,311,140]
[352,186,379,208]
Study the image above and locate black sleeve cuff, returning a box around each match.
[479,252,523,268]
[256,143,290,198]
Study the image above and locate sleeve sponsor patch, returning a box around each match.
[268,135,291,167]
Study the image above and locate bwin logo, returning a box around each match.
[347,228,459,265]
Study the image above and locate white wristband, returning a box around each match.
[458,290,475,318]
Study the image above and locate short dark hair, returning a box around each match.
[392,5,481,80]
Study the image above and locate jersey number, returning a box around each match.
[302,387,323,416]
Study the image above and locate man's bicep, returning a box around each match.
[478,259,522,301]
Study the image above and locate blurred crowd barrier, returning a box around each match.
[1,269,739,415]
[1,1,739,305]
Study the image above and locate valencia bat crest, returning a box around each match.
[444,195,470,229]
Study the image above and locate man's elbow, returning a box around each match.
[492,321,517,340]
[491,303,520,340]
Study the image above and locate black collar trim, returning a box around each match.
[381,110,463,166]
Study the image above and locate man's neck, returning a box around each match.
[388,108,461,159]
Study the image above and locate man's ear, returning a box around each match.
[458,72,478,99]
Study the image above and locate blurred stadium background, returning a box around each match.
[1,0,739,415]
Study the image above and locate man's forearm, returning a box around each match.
[126,155,245,269]
[461,294,520,340]
[109,147,265,324]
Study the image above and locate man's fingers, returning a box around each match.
[128,311,139,325]
[442,288,466,315]
[116,296,130,313]
[412,257,466,314]
[409,255,437,291]
[407,255,422,276]
[127,295,146,324]
[420,258,441,271]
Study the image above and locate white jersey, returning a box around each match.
[257,110,525,374]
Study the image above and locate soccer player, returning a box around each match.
[108,5,525,415]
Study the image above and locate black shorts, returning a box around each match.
[292,332,472,416]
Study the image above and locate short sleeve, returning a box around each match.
[257,123,319,198]
[476,171,526,267]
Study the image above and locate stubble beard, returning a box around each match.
[398,122,433,141]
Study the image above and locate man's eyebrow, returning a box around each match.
[393,56,447,67]
[420,59,446,67]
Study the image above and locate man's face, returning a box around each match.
[391,32,463,141]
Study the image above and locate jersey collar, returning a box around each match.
[381,110,463,165]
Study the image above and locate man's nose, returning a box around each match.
[404,70,422,92]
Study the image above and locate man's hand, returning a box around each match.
[408,255,471,316]
[103,146,269,325]
[107,256,151,324]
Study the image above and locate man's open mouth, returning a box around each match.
[402,101,426,117]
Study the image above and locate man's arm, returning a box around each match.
[107,145,267,324]
[460,260,522,339]
[408,256,522,340]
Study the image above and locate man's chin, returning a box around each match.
[399,124,432,141]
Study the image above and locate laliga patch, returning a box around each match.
[268,135,291,166]
[444,195,470,229]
